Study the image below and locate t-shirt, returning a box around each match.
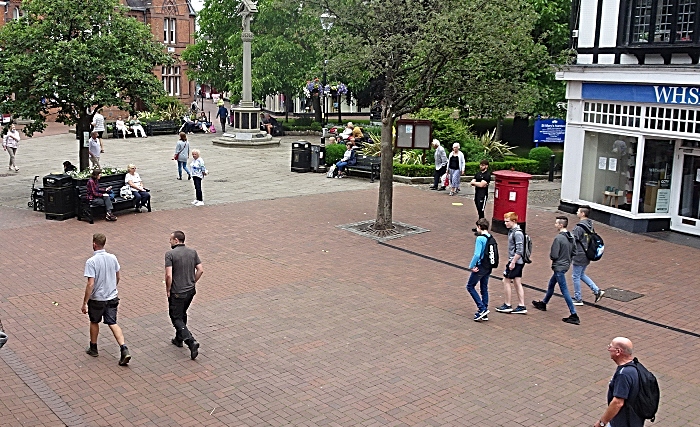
[88,137,101,157]
[92,113,105,132]
[165,244,201,294]
[473,170,491,198]
[607,364,644,427]
[125,172,142,188]
[84,250,120,301]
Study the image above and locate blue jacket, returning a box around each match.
[216,106,228,118]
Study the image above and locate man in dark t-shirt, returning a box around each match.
[165,230,204,360]
[470,160,491,219]
[596,337,644,427]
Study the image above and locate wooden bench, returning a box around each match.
[75,175,151,224]
[345,154,381,183]
[146,121,180,136]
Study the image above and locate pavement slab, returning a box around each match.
[0,130,698,427]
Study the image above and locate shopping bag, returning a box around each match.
[210,125,216,133]
[442,173,449,187]
[326,164,336,178]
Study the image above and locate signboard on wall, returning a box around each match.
[583,83,700,106]
[533,119,566,146]
[395,119,432,149]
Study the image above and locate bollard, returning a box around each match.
[548,154,556,182]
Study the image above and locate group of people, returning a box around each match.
[82,231,204,364]
[174,132,208,206]
[85,164,151,222]
[430,139,490,206]
[182,112,214,134]
[115,116,147,139]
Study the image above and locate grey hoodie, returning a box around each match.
[572,219,594,266]
[550,231,575,272]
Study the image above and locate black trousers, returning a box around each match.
[219,117,227,133]
[433,165,447,188]
[193,176,203,201]
[168,288,196,343]
[475,193,488,219]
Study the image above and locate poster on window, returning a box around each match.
[696,168,700,182]
[598,157,607,170]
[655,189,671,213]
[608,158,617,171]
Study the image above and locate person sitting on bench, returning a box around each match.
[115,117,132,139]
[335,141,357,178]
[260,113,278,135]
[86,169,117,221]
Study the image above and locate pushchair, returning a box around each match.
[28,175,44,212]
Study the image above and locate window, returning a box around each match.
[639,139,675,213]
[13,7,21,20]
[163,18,177,44]
[162,66,181,96]
[580,132,637,211]
[627,0,698,44]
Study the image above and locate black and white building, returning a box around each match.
[558,0,700,235]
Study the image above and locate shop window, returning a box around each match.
[626,0,697,44]
[639,139,675,213]
[583,102,642,129]
[677,151,700,219]
[580,132,637,211]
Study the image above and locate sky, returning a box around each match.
[191,0,204,12]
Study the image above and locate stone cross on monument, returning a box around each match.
[213,0,279,147]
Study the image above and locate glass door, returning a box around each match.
[672,153,700,233]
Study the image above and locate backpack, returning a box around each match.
[514,229,533,264]
[480,234,499,269]
[577,222,604,261]
[626,358,660,422]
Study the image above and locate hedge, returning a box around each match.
[325,143,347,165]
[393,159,540,177]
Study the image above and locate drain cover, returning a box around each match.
[602,287,644,302]
[337,220,429,241]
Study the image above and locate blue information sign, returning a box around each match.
[533,119,566,146]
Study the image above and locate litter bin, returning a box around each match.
[43,173,76,221]
[491,170,532,234]
[291,141,311,172]
[310,144,325,173]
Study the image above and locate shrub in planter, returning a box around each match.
[325,142,347,165]
[528,147,554,173]
[392,159,540,177]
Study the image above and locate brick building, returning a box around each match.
[1,0,196,105]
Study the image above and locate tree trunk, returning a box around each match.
[374,115,394,230]
[495,117,504,142]
[283,92,290,122]
[77,115,92,170]
[312,93,322,123]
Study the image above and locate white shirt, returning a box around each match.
[88,137,101,157]
[92,113,105,132]
[2,130,20,149]
[125,172,143,190]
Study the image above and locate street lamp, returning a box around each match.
[320,12,334,126]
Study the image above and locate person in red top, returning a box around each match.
[87,169,117,221]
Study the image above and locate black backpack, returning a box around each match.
[515,229,533,264]
[627,358,660,422]
[577,222,604,261]
[480,234,499,269]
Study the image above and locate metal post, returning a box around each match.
[322,62,327,126]
[548,154,556,182]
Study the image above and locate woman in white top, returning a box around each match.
[125,164,151,212]
[2,123,21,172]
[190,149,207,206]
[115,117,132,139]
[447,143,465,196]
[130,115,147,138]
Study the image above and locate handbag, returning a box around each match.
[210,125,216,133]
[326,164,337,178]
[442,173,449,187]
[174,142,188,161]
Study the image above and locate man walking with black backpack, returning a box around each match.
[595,337,645,427]
[466,218,496,322]
[572,206,605,305]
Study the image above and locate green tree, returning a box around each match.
[184,0,323,121]
[0,0,172,169]
[318,0,542,229]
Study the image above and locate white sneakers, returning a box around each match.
[194,201,204,206]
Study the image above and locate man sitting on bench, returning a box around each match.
[260,113,278,135]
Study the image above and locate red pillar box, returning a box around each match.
[491,170,532,235]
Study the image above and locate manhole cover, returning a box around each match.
[602,287,644,302]
[212,179,229,182]
[337,220,429,241]
[0,173,14,178]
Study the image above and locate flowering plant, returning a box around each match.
[325,83,348,95]
[304,78,325,97]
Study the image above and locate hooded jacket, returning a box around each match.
[572,219,594,266]
[550,231,575,272]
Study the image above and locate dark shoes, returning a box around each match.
[105,212,117,221]
[188,175,191,180]
[562,313,580,325]
[437,187,446,191]
[187,340,200,360]
[177,177,182,180]
[532,300,547,311]
[171,337,184,348]
[119,346,131,366]
[429,186,437,190]
[86,344,98,357]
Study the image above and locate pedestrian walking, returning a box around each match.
[594,337,644,427]
[88,131,103,169]
[470,160,491,219]
[466,218,494,321]
[190,149,207,206]
[447,143,465,196]
[91,109,105,138]
[165,230,203,360]
[495,212,527,314]
[81,233,130,366]
[2,123,21,172]
[572,205,605,305]
[429,139,447,191]
[173,132,191,180]
[216,102,228,133]
[532,216,580,324]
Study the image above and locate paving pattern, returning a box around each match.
[0,129,698,427]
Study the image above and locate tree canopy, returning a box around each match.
[0,0,172,168]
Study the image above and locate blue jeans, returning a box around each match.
[543,271,576,314]
[336,161,348,171]
[178,161,191,178]
[466,267,491,312]
[572,264,599,301]
[132,190,150,208]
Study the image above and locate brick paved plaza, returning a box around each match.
[0,129,699,426]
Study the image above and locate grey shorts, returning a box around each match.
[87,298,119,325]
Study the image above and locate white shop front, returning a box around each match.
[558,78,700,236]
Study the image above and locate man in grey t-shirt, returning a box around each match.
[165,230,203,360]
[82,233,130,366]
